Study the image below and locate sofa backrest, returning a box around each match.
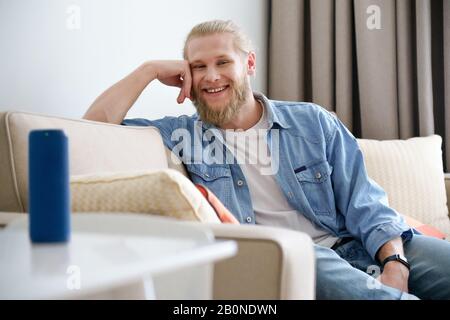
[0,111,174,213]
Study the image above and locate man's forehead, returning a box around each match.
[186,33,238,61]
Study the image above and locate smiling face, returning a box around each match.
[186,32,255,126]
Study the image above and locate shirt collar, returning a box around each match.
[253,92,291,129]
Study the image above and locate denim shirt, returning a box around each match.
[122,92,413,259]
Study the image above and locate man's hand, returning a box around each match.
[377,261,410,293]
[376,236,410,293]
[149,60,192,104]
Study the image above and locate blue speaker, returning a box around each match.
[29,129,70,243]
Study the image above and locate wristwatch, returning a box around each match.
[382,254,410,271]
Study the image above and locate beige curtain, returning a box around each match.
[269,0,450,170]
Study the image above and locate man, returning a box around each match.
[84,20,450,299]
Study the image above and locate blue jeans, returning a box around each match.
[315,235,450,299]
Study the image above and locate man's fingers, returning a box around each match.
[177,88,185,104]
[173,78,183,88]
[182,64,192,99]
[157,61,192,103]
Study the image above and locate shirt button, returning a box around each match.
[246,217,252,223]
[237,180,244,186]
[205,173,210,178]
[315,172,322,179]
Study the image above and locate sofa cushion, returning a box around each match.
[70,169,221,223]
[0,111,168,213]
[357,135,450,238]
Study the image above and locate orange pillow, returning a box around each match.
[195,184,240,224]
[403,215,446,240]
[194,185,447,236]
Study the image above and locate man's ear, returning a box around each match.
[246,51,256,76]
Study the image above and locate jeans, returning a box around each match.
[315,235,450,299]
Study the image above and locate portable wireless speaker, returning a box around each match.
[28,129,70,243]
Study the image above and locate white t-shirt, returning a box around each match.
[222,101,338,247]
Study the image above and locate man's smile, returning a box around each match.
[202,85,230,99]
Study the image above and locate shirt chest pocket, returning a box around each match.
[186,164,232,192]
[295,160,335,215]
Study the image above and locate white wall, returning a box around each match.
[0,0,269,120]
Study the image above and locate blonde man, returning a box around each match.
[84,20,450,300]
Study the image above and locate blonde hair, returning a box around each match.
[183,20,253,59]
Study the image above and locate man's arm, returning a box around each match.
[323,111,411,260]
[83,60,192,124]
[377,237,410,292]
[321,109,412,292]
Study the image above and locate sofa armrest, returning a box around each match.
[0,212,24,228]
[445,173,450,216]
[201,223,315,300]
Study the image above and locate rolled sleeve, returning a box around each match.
[365,223,414,260]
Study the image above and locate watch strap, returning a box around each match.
[382,254,410,271]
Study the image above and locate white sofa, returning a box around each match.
[0,111,315,299]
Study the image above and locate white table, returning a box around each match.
[0,213,237,299]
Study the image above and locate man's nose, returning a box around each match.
[204,67,220,82]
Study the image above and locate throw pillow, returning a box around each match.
[70,169,221,223]
[357,135,450,238]
[195,184,239,224]
[403,215,446,240]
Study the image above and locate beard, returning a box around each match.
[191,74,250,127]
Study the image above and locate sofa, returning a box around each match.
[0,111,315,299]
[1,110,449,299]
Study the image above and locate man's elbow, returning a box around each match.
[83,109,108,123]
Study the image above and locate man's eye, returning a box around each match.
[218,60,229,66]
[193,65,205,69]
